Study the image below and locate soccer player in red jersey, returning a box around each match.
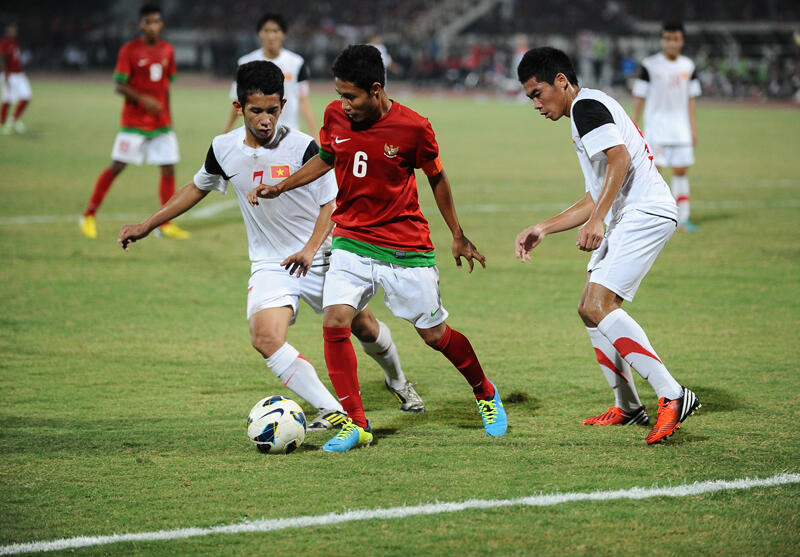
[247,44,508,452]
[0,22,32,135]
[80,4,188,240]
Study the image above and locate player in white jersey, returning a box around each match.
[513,47,699,445]
[633,22,701,231]
[223,13,318,143]
[119,61,424,430]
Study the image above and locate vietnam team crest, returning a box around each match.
[384,144,399,159]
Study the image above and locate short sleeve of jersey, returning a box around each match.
[573,99,623,160]
[167,45,177,81]
[631,64,649,98]
[113,43,131,83]
[415,118,442,176]
[689,69,701,97]
[193,143,229,193]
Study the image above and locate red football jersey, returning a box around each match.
[113,38,176,132]
[0,38,22,73]
[319,100,443,252]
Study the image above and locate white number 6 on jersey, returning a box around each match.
[353,151,368,178]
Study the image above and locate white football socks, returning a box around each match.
[586,327,643,412]
[671,175,690,223]
[596,309,683,400]
[358,320,407,390]
[265,342,342,411]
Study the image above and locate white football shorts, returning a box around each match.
[323,249,449,329]
[0,72,32,103]
[652,143,694,168]
[588,209,676,302]
[246,261,329,322]
[110,130,180,166]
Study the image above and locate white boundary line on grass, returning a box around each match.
[1,472,797,555]
[1,197,799,226]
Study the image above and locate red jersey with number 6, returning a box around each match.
[318,100,443,252]
[113,38,176,132]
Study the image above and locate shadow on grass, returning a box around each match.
[688,385,746,413]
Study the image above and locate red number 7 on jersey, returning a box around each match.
[253,170,264,184]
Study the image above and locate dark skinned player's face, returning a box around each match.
[235,92,286,143]
[335,78,382,123]
[139,13,164,42]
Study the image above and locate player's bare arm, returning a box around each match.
[280,200,335,277]
[515,193,595,262]
[118,183,208,250]
[427,169,486,273]
[115,82,161,115]
[576,144,630,252]
[247,154,332,204]
[689,96,697,146]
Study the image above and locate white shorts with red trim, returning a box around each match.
[323,249,448,329]
[110,130,180,165]
[652,143,694,168]
[588,209,676,302]
[247,261,329,322]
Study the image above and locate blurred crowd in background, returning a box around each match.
[4,0,800,101]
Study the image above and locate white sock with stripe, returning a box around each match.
[586,327,642,412]
[358,320,407,390]
[671,175,690,223]
[265,342,342,411]
[596,309,683,400]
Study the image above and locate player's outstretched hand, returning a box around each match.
[118,223,151,251]
[515,225,546,262]
[246,185,281,205]
[281,248,314,277]
[452,235,486,273]
[576,218,604,252]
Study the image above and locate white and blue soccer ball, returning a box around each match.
[246,395,306,454]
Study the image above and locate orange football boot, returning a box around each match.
[646,387,700,444]
[583,405,649,426]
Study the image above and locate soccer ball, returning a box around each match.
[246,395,307,454]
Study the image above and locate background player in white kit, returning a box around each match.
[633,22,701,232]
[119,61,424,429]
[222,13,318,143]
[514,47,700,445]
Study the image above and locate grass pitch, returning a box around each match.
[1,75,799,555]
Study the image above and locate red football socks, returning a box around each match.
[12,99,28,121]
[85,168,116,216]
[159,173,175,205]
[433,325,494,399]
[0,103,9,125]
[323,326,367,428]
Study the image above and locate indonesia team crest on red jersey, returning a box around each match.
[384,144,399,159]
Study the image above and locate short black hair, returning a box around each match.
[662,21,685,33]
[236,61,284,106]
[257,13,287,34]
[139,4,161,18]
[332,44,385,92]
[517,47,578,86]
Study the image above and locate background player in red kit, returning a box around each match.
[0,22,32,135]
[248,44,508,452]
[80,4,188,240]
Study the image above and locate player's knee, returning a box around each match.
[251,330,285,358]
[351,313,379,343]
[109,161,126,175]
[417,324,446,347]
[577,301,600,327]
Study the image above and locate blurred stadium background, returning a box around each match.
[4,0,800,101]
